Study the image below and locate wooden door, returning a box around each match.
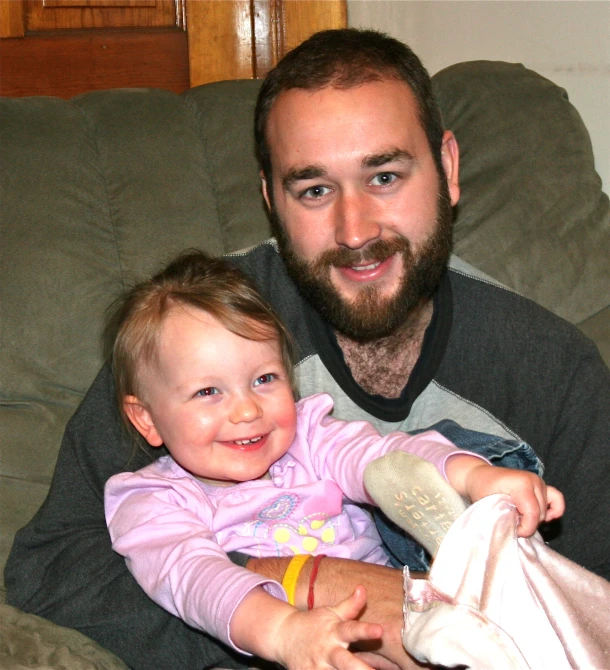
[0,0,346,98]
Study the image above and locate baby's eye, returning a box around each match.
[370,172,398,187]
[300,185,331,200]
[196,387,219,397]
[253,373,277,386]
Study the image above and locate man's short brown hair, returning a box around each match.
[255,28,446,195]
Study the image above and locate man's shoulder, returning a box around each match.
[226,239,294,300]
[443,260,602,384]
[225,238,280,269]
[447,260,584,342]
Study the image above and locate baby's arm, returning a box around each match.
[105,468,285,644]
[106,465,382,666]
[231,584,382,670]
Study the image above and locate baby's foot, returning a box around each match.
[364,451,468,557]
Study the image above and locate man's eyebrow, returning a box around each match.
[362,149,415,169]
[282,165,326,190]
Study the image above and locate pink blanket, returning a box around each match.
[402,494,610,669]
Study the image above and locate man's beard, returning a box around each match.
[270,179,454,342]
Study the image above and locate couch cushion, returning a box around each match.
[183,80,272,253]
[0,603,128,669]
[434,61,610,326]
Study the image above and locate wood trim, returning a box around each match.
[186,0,253,87]
[252,0,283,78]
[0,29,189,97]
[282,0,346,54]
[252,0,346,79]
[25,0,181,30]
[0,0,25,37]
[43,1,156,7]
[186,0,346,88]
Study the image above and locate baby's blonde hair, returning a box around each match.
[109,249,296,444]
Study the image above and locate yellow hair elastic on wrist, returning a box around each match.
[281,554,312,606]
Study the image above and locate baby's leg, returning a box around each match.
[364,452,468,558]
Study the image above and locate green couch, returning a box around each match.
[1,62,609,668]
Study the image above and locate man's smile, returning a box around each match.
[335,254,397,284]
[351,261,381,272]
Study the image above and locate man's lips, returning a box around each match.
[221,434,269,451]
[334,254,396,283]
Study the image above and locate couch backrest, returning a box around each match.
[0,81,272,590]
[435,61,610,325]
[1,63,609,594]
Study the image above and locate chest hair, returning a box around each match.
[336,302,433,399]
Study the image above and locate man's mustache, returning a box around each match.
[314,236,412,269]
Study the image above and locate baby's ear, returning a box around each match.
[123,396,164,447]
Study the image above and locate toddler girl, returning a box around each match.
[105,250,564,670]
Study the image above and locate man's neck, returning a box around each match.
[335,300,434,399]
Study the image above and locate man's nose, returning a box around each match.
[334,191,382,250]
[229,392,263,424]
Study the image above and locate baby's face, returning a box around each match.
[126,306,297,486]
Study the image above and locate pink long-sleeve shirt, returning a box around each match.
[105,393,465,650]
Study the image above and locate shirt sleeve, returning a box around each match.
[531,339,610,578]
[105,466,285,652]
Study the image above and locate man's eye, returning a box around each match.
[254,373,277,386]
[370,172,398,187]
[196,387,219,397]
[300,185,331,200]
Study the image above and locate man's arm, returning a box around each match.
[535,341,610,578]
[446,277,610,580]
[4,364,250,670]
[247,556,426,670]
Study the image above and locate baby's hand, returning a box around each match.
[275,586,382,670]
[461,461,565,537]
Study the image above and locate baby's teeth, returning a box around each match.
[235,437,261,445]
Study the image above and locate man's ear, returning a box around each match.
[260,170,271,211]
[123,396,164,447]
[440,130,460,206]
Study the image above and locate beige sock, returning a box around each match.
[364,451,468,558]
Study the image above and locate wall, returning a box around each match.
[348,1,610,194]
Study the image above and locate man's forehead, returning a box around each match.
[266,80,420,144]
[266,81,424,177]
